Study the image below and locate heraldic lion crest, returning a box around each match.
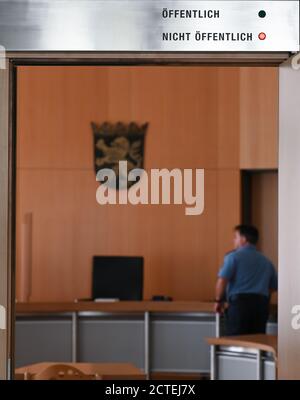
[92,121,148,190]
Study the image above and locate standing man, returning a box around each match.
[215,225,277,335]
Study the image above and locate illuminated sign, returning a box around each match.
[0,0,298,52]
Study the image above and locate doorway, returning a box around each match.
[1,52,298,379]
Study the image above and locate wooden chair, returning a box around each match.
[28,364,101,380]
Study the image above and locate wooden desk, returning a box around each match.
[206,334,277,380]
[16,301,216,314]
[15,301,220,378]
[16,362,146,380]
[15,302,277,379]
[15,301,277,317]
[206,334,277,356]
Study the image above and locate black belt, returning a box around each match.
[229,293,269,303]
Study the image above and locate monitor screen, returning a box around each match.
[92,256,144,301]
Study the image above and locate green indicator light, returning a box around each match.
[258,10,266,18]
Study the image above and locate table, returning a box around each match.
[16,362,146,380]
[15,302,277,378]
[16,301,218,378]
[206,334,277,380]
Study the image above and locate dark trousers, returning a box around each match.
[225,293,269,336]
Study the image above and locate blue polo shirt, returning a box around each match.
[218,245,278,299]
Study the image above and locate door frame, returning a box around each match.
[0,56,15,380]
[0,50,294,379]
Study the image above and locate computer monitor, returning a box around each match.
[92,256,144,301]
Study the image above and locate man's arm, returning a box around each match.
[215,252,236,314]
[215,277,228,313]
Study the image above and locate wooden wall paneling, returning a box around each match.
[250,172,278,268]
[17,67,109,169]
[240,67,278,169]
[15,66,252,302]
[18,213,33,302]
[217,67,240,169]
[217,170,241,268]
[250,171,278,304]
[17,66,229,170]
[17,169,220,302]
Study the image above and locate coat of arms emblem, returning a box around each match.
[92,121,148,190]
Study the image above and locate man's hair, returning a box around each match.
[234,224,259,245]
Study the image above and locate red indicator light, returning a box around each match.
[258,32,266,40]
